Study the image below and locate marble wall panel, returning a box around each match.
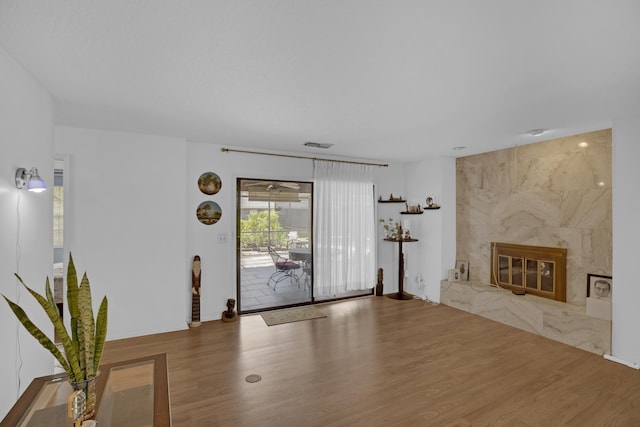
[590,227,612,274]
[560,189,611,229]
[441,281,611,355]
[456,129,612,306]
[542,311,611,354]
[470,291,544,336]
[440,281,472,311]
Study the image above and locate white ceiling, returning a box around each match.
[1,1,639,162]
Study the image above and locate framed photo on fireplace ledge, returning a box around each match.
[587,274,612,301]
[455,260,469,281]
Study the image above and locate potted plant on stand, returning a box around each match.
[2,254,108,423]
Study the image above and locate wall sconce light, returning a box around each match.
[15,167,47,193]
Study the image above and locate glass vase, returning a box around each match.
[69,374,99,422]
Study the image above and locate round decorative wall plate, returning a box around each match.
[198,172,222,195]
[196,201,222,225]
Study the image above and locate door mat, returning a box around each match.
[260,306,326,326]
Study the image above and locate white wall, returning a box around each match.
[402,157,456,302]
[0,47,55,418]
[611,117,640,366]
[186,142,315,318]
[55,127,188,339]
[187,142,406,317]
[48,133,407,339]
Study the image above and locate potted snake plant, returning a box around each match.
[3,253,108,420]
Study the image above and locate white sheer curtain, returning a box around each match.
[313,160,376,297]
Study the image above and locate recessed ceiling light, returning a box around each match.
[452,146,467,151]
[304,141,334,149]
[526,129,545,136]
[579,142,589,148]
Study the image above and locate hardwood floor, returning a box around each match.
[101,296,640,426]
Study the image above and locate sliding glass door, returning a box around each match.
[237,178,313,313]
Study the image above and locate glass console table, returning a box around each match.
[1,353,170,426]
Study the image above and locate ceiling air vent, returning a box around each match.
[304,141,334,149]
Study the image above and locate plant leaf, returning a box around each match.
[45,277,55,308]
[93,296,108,375]
[78,273,95,378]
[67,254,80,360]
[77,318,86,378]
[13,274,83,381]
[67,253,79,317]
[4,254,107,383]
[2,295,73,376]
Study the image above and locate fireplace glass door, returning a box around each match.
[491,242,566,302]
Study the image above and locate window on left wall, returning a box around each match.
[53,159,64,342]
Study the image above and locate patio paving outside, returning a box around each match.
[239,250,373,312]
[239,250,311,312]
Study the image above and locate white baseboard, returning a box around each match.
[603,354,640,369]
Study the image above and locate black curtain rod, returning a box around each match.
[220,147,389,167]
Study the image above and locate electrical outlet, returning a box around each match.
[217,233,227,244]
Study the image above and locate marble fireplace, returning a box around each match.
[446,129,612,355]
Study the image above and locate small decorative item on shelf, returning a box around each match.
[402,202,423,214]
[425,196,441,209]
[412,205,422,213]
[378,194,406,202]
